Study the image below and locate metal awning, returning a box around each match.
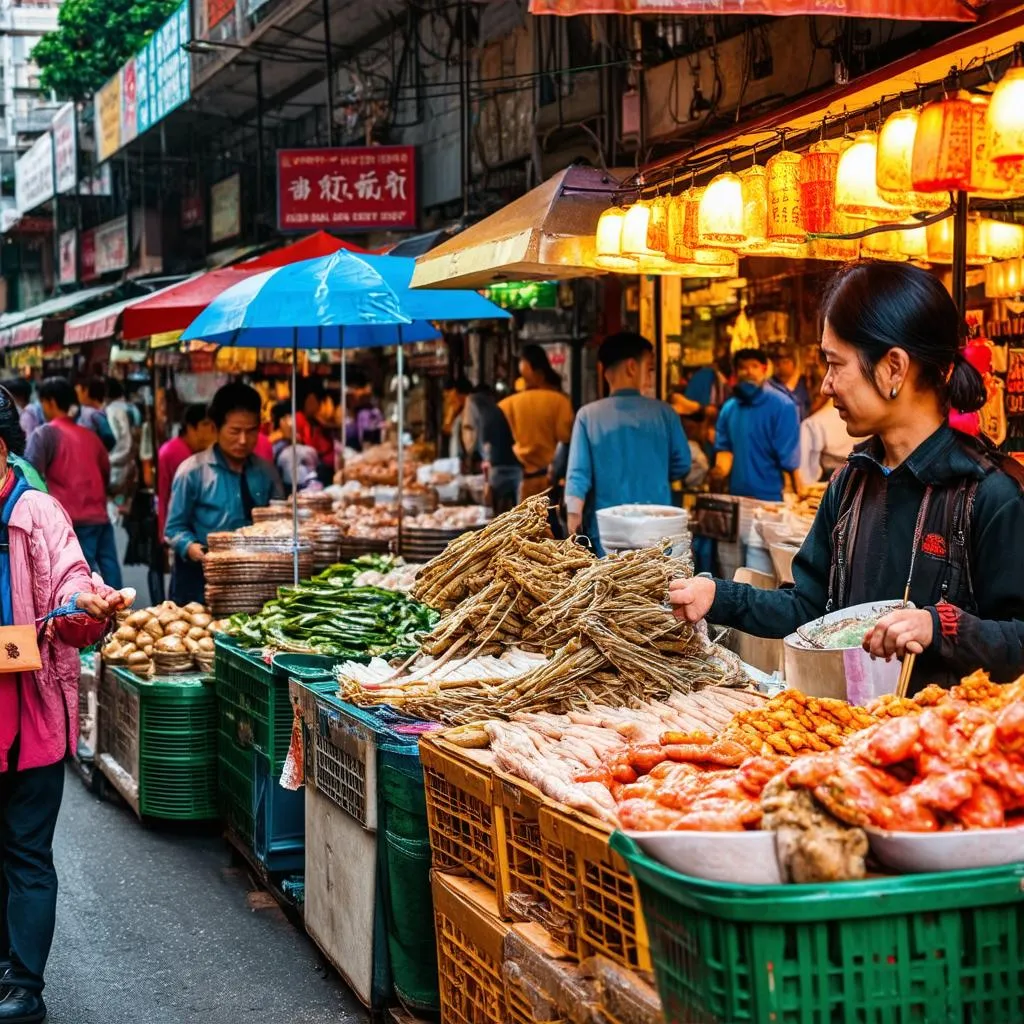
[410,166,627,289]
[0,284,119,349]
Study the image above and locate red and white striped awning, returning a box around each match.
[529,0,978,19]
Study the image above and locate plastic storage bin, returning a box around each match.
[611,831,1024,1024]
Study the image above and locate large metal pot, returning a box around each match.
[784,600,907,705]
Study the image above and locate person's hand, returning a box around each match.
[567,511,582,536]
[187,543,206,563]
[669,576,716,623]
[76,585,133,621]
[863,608,934,661]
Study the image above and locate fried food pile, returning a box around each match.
[778,697,1024,832]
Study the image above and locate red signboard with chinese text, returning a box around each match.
[276,146,417,233]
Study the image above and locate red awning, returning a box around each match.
[120,232,370,340]
[529,0,977,19]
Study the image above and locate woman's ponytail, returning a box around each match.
[949,351,987,414]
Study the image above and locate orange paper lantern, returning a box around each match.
[798,141,841,234]
[738,166,768,251]
[682,189,736,266]
[646,195,670,253]
[766,151,805,243]
[912,95,973,193]
[836,131,907,221]
[699,172,745,247]
[926,215,988,265]
[876,109,948,212]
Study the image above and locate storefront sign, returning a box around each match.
[81,216,129,280]
[1007,348,1024,416]
[14,133,54,214]
[210,173,241,243]
[81,227,96,281]
[80,164,113,197]
[53,104,77,194]
[207,0,234,27]
[120,59,138,148]
[276,146,417,232]
[528,0,974,16]
[58,229,77,285]
[95,74,121,164]
[181,191,204,230]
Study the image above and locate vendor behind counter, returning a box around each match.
[670,262,1024,693]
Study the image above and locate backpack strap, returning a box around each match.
[826,464,866,612]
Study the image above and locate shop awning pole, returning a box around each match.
[340,349,347,483]
[951,191,969,317]
[396,334,405,556]
[291,337,300,585]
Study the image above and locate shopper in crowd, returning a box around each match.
[770,345,812,421]
[0,385,128,1024]
[797,397,863,487]
[156,403,216,540]
[499,345,574,500]
[671,261,1024,693]
[271,400,321,491]
[295,380,335,483]
[104,378,139,501]
[445,378,473,459]
[25,377,122,589]
[710,349,801,502]
[73,377,115,451]
[460,385,522,515]
[565,332,690,555]
[4,379,43,441]
[164,382,284,605]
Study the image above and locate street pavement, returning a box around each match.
[47,767,368,1024]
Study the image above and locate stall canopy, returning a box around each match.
[0,283,119,349]
[528,0,977,20]
[63,276,197,346]
[121,232,371,340]
[410,165,626,290]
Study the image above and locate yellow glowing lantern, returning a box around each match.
[682,188,736,266]
[965,94,1019,198]
[862,225,908,262]
[594,207,636,270]
[987,59,1024,164]
[666,194,695,262]
[620,201,653,257]
[925,216,988,265]
[895,220,928,260]
[646,195,670,254]
[808,213,861,262]
[766,151,805,243]
[738,165,768,251]
[836,131,907,221]
[912,95,973,192]
[983,258,1023,298]
[980,218,1024,260]
[698,172,745,247]
[876,109,948,212]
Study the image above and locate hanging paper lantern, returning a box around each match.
[912,95,973,192]
[682,189,736,266]
[594,208,635,270]
[980,218,1024,260]
[987,60,1024,164]
[666,194,695,262]
[925,215,988,264]
[667,260,740,280]
[876,109,948,212]
[986,256,1024,297]
[766,151,805,243]
[895,220,928,260]
[798,141,841,234]
[698,172,745,247]
[620,201,653,257]
[738,165,768,251]
[836,131,907,221]
[862,225,908,262]
[809,212,861,262]
[646,195,670,254]
[963,94,1019,199]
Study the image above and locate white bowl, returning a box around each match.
[865,824,1024,873]
[624,829,784,885]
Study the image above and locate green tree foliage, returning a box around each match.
[33,0,181,101]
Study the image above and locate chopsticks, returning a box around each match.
[896,651,916,698]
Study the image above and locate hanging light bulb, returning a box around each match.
[926,215,988,264]
[836,130,908,221]
[987,49,1024,165]
[876,109,948,212]
[594,207,635,270]
[980,218,1024,260]
[912,94,974,192]
[738,165,768,251]
[698,172,745,247]
[620,201,654,257]
[766,151,805,243]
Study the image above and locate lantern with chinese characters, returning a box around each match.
[594,207,635,270]
[987,55,1024,165]
[738,165,768,250]
[766,151,805,243]
[620,201,654,258]
[876,109,948,212]
[966,94,1020,198]
[646,195,670,253]
[980,218,1024,260]
[683,188,736,266]
[926,215,988,264]
[666,194,695,262]
[798,141,840,234]
[698,172,745,247]
[836,131,908,221]
[912,95,973,192]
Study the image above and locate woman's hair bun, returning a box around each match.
[949,351,987,414]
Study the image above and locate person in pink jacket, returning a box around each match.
[0,387,128,1024]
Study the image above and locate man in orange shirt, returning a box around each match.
[498,345,574,500]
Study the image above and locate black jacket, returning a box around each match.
[710,425,1024,689]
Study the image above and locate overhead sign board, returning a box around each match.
[15,133,54,214]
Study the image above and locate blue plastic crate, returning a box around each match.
[252,751,305,873]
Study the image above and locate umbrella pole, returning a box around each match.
[291,340,300,585]
[340,347,347,483]
[396,333,404,557]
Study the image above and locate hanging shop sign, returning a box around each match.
[1007,348,1024,417]
[80,165,113,198]
[14,133,54,215]
[53,103,77,195]
[207,0,234,28]
[181,191,204,230]
[210,173,241,244]
[81,216,129,281]
[58,230,77,285]
[120,59,139,148]
[276,146,417,233]
[95,75,121,164]
[527,0,973,17]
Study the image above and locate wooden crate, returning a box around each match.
[539,805,651,973]
[420,736,499,890]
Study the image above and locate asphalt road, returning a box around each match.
[45,766,368,1024]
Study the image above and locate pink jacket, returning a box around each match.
[10,490,110,769]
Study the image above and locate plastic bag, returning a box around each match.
[596,504,689,551]
[278,707,304,791]
[583,955,663,1024]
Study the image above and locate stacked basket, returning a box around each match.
[204,531,315,617]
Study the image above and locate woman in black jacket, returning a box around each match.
[670,261,1024,692]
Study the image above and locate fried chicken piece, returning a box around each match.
[736,756,788,797]
[913,684,951,707]
[884,791,940,832]
[996,701,1024,754]
[617,799,686,832]
[955,782,1005,829]
[813,763,904,828]
[904,769,980,812]
[861,716,920,767]
[978,753,1024,804]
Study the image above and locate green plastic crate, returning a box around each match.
[214,636,293,773]
[610,831,1024,1024]
[140,759,218,819]
[217,748,255,844]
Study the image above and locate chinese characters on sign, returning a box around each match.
[276,147,417,233]
[95,75,122,164]
[53,104,77,195]
[14,133,54,215]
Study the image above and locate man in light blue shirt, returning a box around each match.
[565,332,690,555]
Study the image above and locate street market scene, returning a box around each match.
[1,0,1024,1021]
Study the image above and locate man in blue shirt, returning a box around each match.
[565,332,690,555]
[768,345,811,421]
[165,382,283,604]
[712,349,801,501]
